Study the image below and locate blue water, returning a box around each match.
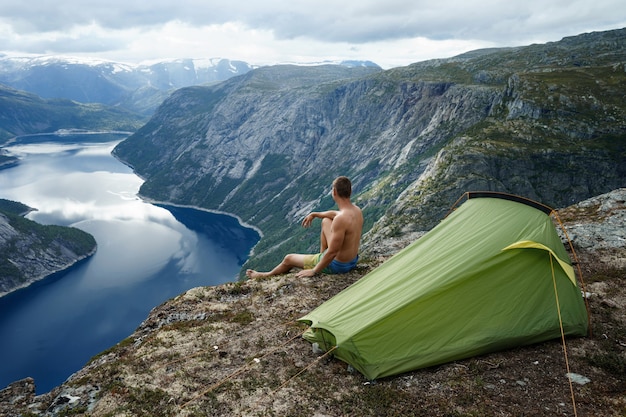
[0,134,259,393]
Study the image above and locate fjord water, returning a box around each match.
[0,133,259,393]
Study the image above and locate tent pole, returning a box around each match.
[443,191,469,219]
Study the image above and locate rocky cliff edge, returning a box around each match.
[1,189,625,416]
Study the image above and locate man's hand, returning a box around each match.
[302,210,338,228]
[302,213,315,228]
[296,269,317,278]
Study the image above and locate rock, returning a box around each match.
[558,188,626,269]
[0,208,97,297]
[0,378,35,415]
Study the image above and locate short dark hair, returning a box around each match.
[333,176,352,198]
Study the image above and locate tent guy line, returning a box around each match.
[300,192,589,379]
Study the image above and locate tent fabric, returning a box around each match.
[501,240,576,285]
[299,194,588,380]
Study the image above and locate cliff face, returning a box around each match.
[0,201,97,296]
[113,28,626,272]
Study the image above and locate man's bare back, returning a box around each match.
[329,205,362,263]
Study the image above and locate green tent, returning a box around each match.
[299,192,589,380]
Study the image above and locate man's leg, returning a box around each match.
[246,253,307,279]
[247,218,332,279]
[320,217,332,252]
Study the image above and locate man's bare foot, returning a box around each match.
[246,269,269,280]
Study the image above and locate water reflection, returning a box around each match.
[0,134,259,393]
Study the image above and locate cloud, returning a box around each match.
[0,0,624,68]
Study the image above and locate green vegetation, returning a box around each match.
[0,256,22,283]
[0,199,97,290]
[5,213,96,254]
[0,85,146,145]
[0,199,31,215]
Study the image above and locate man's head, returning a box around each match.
[333,176,352,199]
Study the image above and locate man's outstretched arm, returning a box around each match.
[301,210,339,228]
[296,216,347,278]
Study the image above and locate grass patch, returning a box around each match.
[231,310,255,325]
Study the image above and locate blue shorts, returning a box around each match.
[303,252,359,274]
[327,256,359,273]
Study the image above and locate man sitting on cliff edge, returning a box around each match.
[246,176,363,279]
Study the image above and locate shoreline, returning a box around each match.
[143,198,264,238]
[147,199,264,265]
[109,145,263,239]
[0,246,97,299]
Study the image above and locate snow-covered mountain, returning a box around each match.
[0,55,380,115]
[0,55,257,115]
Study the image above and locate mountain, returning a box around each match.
[0,83,145,144]
[112,28,626,274]
[0,56,258,115]
[1,28,625,415]
[0,199,97,296]
[0,56,378,116]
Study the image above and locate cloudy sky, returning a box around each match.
[1,1,625,69]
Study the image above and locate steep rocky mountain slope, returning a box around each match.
[0,199,97,296]
[113,28,626,274]
[2,188,624,416]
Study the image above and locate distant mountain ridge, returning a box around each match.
[0,55,380,115]
[112,28,626,273]
[0,83,145,144]
[0,56,255,115]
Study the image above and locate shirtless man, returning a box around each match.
[246,176,363,279]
